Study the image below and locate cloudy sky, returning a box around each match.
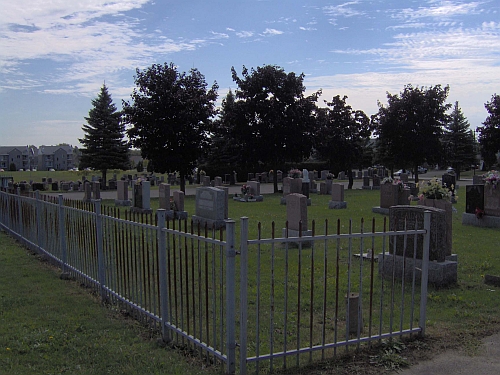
[1,0,499,147]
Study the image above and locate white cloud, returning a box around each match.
[300,26,317,31]
[262,28,283,36]
[236,30,254,38]
[394,1,481,21]
[323,1,365,24]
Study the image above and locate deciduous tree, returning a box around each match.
[230,65,321,192]
[79,84,130,185]
[314,95,372,189]
[477,94,500,169]
[374,84,451,182]
[123,63,218,192]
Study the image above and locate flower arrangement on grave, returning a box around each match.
[381,177,394,184]
[169,197,177,211]
[418,177,452,201]
[288,169,302,178]
[241,184,250,195]
[483,170,499,189]
[475,207,485,219]
[326,173,334,180]
[382,177,407,192]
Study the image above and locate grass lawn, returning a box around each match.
[0,232,221,375]
[1,181,500,374]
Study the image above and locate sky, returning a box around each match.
[0,0,499,148]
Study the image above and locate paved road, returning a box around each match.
[399,331,500,375]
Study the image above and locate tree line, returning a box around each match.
[79,63,500,192]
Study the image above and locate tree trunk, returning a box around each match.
[180,174,186,193]
[102,169,107,189]
[273,165,279,193]
[347,168,353,189]
[414,164,419,183]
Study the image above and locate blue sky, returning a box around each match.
[1,0,499,147]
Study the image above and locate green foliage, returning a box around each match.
[374,84,451,180]
[478,94,500,168]
[314,95,372,188]
[229,65,321,191]
[123,62,218,192]
[136,160,143,172]
[79,84,130,183]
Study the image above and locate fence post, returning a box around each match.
[94,199,106,301]
[35,191,42,254]
[225,219,236,375]
[17,187,23,239]
[58,194,69,277]
[157,209,171,343]
[419,210,431,336]
[239,217,249,375]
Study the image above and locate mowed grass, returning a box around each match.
[0,232,221,375]
[2,178,500,374]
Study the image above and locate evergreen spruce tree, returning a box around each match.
[442,101,475,179]
[79,84,130,186]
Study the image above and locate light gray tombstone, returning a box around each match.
[115,180,131,206]
[141,181,151,210]
[319,182,327,195]
[338,171,345,180]
[380,184,399,209]
[214,176,223,186]
[192,187,226,229]
[172,190,188,219]
[202,176,211,187]
[302,169,310,183]
[286,193,308,231]
[329,183,347,209]
[282,177,292,195]
[326,179,333,194]
[321,170,329,180]
[159,183,171,210]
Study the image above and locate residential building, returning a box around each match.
[37,145,75,171]
[0,146,38,171]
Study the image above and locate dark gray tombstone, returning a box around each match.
[465,185,484,214]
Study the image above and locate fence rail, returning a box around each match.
[0,189,430,375]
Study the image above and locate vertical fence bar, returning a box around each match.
[419,210,431,336]
[17,187,22,239]
[95,199,105,301]
[157,209,171,343]
[58,194,68,275]
[35,191,42,254]
[239,217,249,375]
[225,219,236,375]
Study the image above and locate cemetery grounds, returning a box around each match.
[1,173,499,374]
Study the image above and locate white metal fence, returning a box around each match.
[0,190,431,375]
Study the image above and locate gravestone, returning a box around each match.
[302,169,310,198]
[283,193,312,247]
[202,176,210,187]
[442,173,456,190]
[92,181,100,200]
[418,199,453,257]
[246,181,264,201]
[159,183,171,210]
[484,184,500,216]
[329,183,347,209]
[52,182,59,191]
[290,178,303,194]
[400,173,408,183]
[277,171,283,183]
[282,177,292,195]
[380,184,399,208]
[168,190,188,220]
[192,187,226,229]
[61,182,69,191]
[338,171,345,180]
[321,170,329,180]
[132,180,151,213]
[357,171,362,179]
[319,182,327,195]
[115,180,131,206]
[473,175,484,185]
[465,185,484,214]
[362,176,370,189]
[372,175,381,189]
[83,182,92,202]
[379,205,457,286]
[214,176,223,186]
[325,179,333,195]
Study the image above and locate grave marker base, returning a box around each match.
[378,252,457,287]
[462,212,500,228]
[281,229,313,248]
[114,199,131,206]
[192,216,226,230]
[328,201,347,209]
